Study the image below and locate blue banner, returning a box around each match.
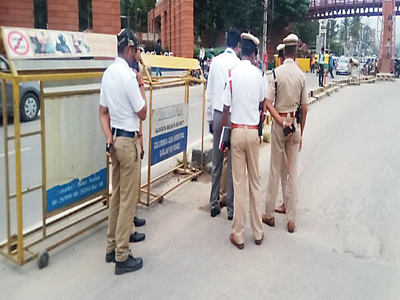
[151,126,188,166]
[46,168,107,213]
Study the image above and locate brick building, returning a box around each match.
[147,0,194,58]
[0,0,120,35]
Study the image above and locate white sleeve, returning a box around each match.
[99,85,107,107]
[222,79,231,107]
[125,71,145,113]
[205,62,215,121]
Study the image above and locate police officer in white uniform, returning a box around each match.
[206,28,241,220]
[99,28,147,275]
[221,33,265,249]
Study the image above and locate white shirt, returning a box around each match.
[199,48,205,60]
[222,60,265,126]
[99,57,145,132]
[206,48,240,121]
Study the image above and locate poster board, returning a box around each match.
[1,27,117,60]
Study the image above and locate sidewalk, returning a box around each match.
[0,140,395,300]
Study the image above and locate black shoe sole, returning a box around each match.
[134,222,146,227]
[129,236,146,243]
[115,261,143,275]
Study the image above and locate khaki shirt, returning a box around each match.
[266,58,308,113]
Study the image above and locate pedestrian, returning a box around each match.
[199,44,205,73]
[318,47,325,87]
[310,55,315,73]
[155,39,162,76]
[206,28,241,220]
[329,54,335,79]
[221,32,265,249]
[386,38,391,59]
[99,28,147,275]
[263,33,308,233]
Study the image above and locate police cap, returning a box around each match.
[118,28,139,48]
[241,33,260,53]
[276,44,285,52]
[283,33,299,46]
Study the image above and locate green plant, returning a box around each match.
[162,46,169,54]
[194,45,200,59]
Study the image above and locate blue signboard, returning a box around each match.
[151,126,188,165]
[151,103,189,166]
[46,168,107,213]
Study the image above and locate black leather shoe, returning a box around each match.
[115,253,143,275]
[211,207,221,218]
[228,215,233,221]
[105,250,115,263]
[129,231,145,243]
[134,216,146,227]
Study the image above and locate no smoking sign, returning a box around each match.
[7,30,30,56]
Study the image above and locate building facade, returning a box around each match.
[0,0,120,35]
[147,0,194,58]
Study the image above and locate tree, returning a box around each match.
[349,16,362,41]
[292,20,319,47]
[268,0,310,33]
[121,0,155,32]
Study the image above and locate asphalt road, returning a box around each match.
[0,79,399,299]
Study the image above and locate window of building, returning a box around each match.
[34,0,48,29]
[79,0,93,31]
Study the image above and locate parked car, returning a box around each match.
[336,57,351,75]
[0,55,40,121]
[395,58,400,78]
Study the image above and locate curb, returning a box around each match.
[307,75,377,105]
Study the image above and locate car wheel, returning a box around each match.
[20,92,39,122]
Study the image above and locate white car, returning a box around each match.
[336,57,351,75]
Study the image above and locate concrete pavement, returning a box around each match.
[0,78,399,299]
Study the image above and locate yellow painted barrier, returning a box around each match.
[297,58,311,73]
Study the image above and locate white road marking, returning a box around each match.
[0,147,31,158]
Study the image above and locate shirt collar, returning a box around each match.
[225,48,235,55]
[284,58,294,64]
[115,57,130,68]
[242,60,251,65]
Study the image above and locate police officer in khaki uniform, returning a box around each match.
[262,33,308,233]
[99,28,147,274]
[221,33,265,249]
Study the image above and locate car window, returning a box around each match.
[0,58,9,71]
[339,58,349,64]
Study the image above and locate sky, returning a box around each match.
[338,16,400,46]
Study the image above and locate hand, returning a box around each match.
[299,138,303,152]
[134,67,143,84]
[282,118,293,129]
[139,135,144,159]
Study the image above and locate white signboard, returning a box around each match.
[151,103,189,165]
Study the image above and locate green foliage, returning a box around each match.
[292,20,319,47]
[330,40,344,56]
[161,46,169,53]
[121,0,155,32]
[194,45,200,59]
[194,0,264,42]
[269,0,310,32]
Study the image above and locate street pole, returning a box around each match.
[262,0,268,71]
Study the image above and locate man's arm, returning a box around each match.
[135,67,147,121]
[99,105,112,149]
[206,63,215,123]
[264,100,288,128]
[300,103,308,137]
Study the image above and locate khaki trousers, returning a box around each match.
[265,119,301,223]
[231,127,263,244]
[219,154,228,204]
[106,135,141,262]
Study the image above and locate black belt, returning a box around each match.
[112,128,138,138]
